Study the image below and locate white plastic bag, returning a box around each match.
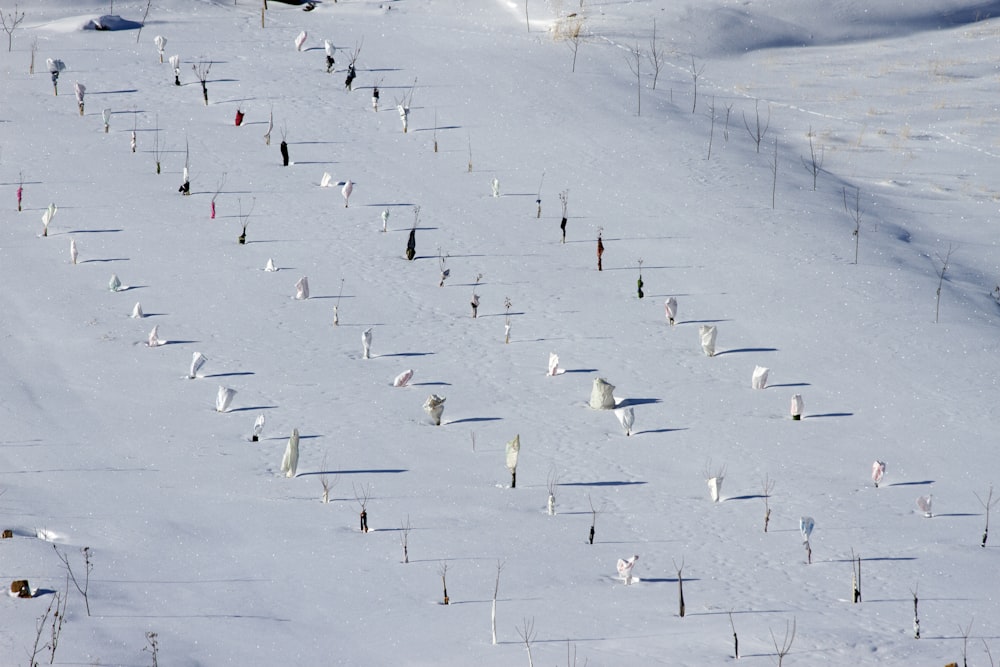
[589,377,616,410]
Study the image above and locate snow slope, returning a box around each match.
[2,0,999,665]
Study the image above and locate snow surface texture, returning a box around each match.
[2,0,1000,665]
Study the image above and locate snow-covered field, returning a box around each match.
[2,1,1000,665]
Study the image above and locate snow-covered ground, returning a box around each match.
[2,1,1000,665]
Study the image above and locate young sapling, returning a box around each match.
[399,516,411,562]
[471,273,482,318]
[16,171,23,211]
[975,485,999,547]
[333,278,344,325]
[491,559,504,644]
[192,59,211,105]
[437,249,450,287]
[53,545,93,616]
[672,558,686,616]
[372,83,380,112]
[762,474,775,532]
[264,106,273,145]
[587,494,601,544]
[1,4,25,53]
[344,40,361,90]
[381,208,389,233]
[535,171,544,218]
[178,137,190,194]
[237,197,254,245]
[596,229,604,271]
[406,207,419,260]
[515,617,537,667]
[279,125,289,166]
[850,548,861,603]
[770,618,796,667]
[546,467,559,515]
[438,562,449,604]
[355,483,371,532]
[559,189,569,243]
[911,585,920,638]
[211,172,225,219]
[636,258,644,298]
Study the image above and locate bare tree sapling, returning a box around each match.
[802,126,824,190]
[770,618,796,667]
[439,562,449,604]
[355,483,371,533]
[975,485,999,547]
[743,99,770,153]
[192,59,212,105]
[0,3,24,53]
[689,55,705,113]
[934,243,954,324]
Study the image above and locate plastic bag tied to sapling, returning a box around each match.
[215,386,236,413]
[294,276,309,300]
[790,394,804,420]
[281,428,300,478]
[392,369,414,388]
[547,352,560,377]
[589,377,616,410]
[423,394,445,425]
[872,460,886,487]
[752,365,770,390]
[664,297,678,325]
[252,413,265,442]
[699,325,717,357]
[362,327,374,359]
[188,352,207,379]
[617,555,639,585]
[615,406,635,436]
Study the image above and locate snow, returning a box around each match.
[2,0,1000,665]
